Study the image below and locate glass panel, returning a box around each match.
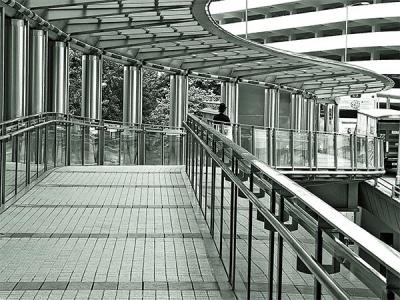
[83,127,97,165]
[317,133,335,168]
[70,124,83,165]
[56,125,66,167]
[121,130,137,165]
[254,128,268,163]
[46,125,55,170]
[337,135,352,169]
[104,129,120,165]
[30,130,38,181]
[38,127,45,176]
[356,136,367,169]
[164,134,182,165]
[5,138,16,198]
[145,132,162,165]
[367,137,375,168]
[275,130,291,168]
[17,133,26,190]
[293,131,309,168]
[239,126,252,153]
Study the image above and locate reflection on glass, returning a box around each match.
[275,131,291,167]
[317,133,335,168]
[104,129,120,165]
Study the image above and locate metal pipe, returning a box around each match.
[82,54,102,120]
[169,74,188,128]
[225,81,239,124]
[123,65,142,125]
[0,8,4,122]
[49,41,69,114]
[29,29,46,115]
[5,19,26,120]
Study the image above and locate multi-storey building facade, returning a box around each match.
[211,0,400,130]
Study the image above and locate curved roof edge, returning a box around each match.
[0,0,394,100]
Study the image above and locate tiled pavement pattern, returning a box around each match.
[0,166,231,300]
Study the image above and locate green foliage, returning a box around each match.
[68,49,221,125]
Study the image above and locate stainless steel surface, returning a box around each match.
[264,88,279,128]
[29,29,46,115]
[5,19,26,120]
[224,81,238,124]
[50,41,69,114]
[123,65,142,125]
[1,0,392,99]
[190,116,400,280]
[0,8,4,122]
[82,54,102,120]
[169,74,188,128]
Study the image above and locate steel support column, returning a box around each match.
[222,81,239,124]
[123,65,143,164]
[49,41,69,114]
[169,73,188,164]
[306,98,316,131]
[0,8,4,122]
[169,74,188,165]
[264,88,280,128]
[290,93,306,130]
[5,19,27,120]
[82,54,102,120]
[123,65,142,125]
[29,30,47,115]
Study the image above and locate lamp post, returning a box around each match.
[344,2,370,62]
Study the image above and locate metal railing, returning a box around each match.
[0,113,185,205]
[185,114,400,300]
[203,118,385,175]
[374,177,400,199]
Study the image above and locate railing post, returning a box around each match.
[66,116,71,166]
[350,134,354,171]
[161,132,166,166]
[290,130,294,170]
[365,136,369,170]
[199,131,204,209]
[314,131,318,170]
[314,218,324,300]
[26,121,31,185]
[210,138,216,237]
[334,132,338,170]
[118,130,121,166]
[0,131,5,206]
[269,189,276,299]
[374,137,378,170]
[276,195,284,300]
[247,169,254,299]
[139,127,146,165]
[308,131,313,170]
[219,148,224,256]
[354,133,358,170]
[81,124,85,166]
[251,125,255,155]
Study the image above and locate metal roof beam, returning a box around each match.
[98,33,212,50]
[181,55,271,70]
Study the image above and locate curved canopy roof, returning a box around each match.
[2,0,394,99]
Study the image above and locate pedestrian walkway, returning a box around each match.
[0,166,230,300]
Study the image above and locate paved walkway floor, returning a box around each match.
[0,166,230,300]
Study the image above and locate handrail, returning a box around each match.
[187,113,400,280]
[375,177,400,199]
[184,120,350,299]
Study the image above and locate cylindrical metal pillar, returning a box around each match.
[29,30,47,115]
[0,8,5,122]
[170,74,188,128]
[334,103,340,132]
[306,98,316,131]
[223,81,239,124]
[5,19,27,120]
[49,41,69,114]
[290,93,306,130]
[265,88,280,128]
[82,54,102,120]
[123,65,142,125]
